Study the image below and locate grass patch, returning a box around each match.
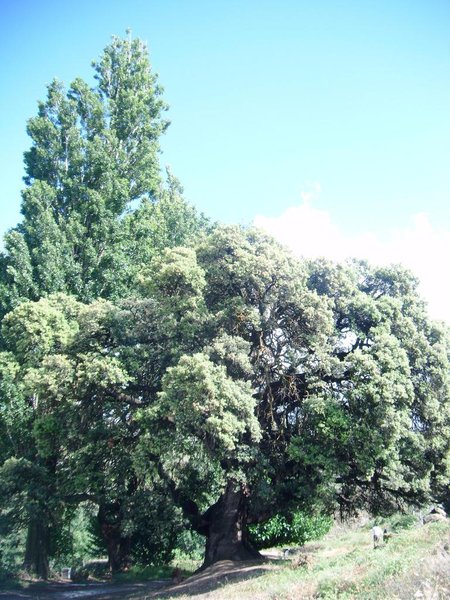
[162,519,450,599]
[113,564,174,582]
[112,557,200,583]
[3,518,449,599]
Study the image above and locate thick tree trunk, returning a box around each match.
[23,518,50,580]
[201,481,262,568]
[98,504,131,573]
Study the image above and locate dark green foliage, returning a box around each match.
[383,513,418,532]
[49,504,103,571]
[173,528,205,562]
[294,259,450,516]
[249,512,333,550]
[1,232,448,574]
[0,529,26,581]
[1,224,448,574]
[138,229,449,565]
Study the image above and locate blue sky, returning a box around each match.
[1,0,449,320]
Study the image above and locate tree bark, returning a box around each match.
[201,480,262,568]
[23,518,50,580]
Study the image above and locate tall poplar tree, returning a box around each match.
[0,34,209,577]
[0,34,172,313]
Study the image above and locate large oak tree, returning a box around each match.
[138,227,450,567]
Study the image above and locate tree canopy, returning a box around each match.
[0,34,448,579]
[136,228,450,565]
[0,35,207,314]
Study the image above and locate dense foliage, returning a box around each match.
[0,34,208,578]
[249,511,333,550]
[0,35,207,315]
[0,34,449,579]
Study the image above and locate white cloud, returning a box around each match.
[254,195,450,324]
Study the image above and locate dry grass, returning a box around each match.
[138,519,450,600]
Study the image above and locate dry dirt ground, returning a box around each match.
[146,555,282,599]
[0,552,282,600]
[0,579,168,600]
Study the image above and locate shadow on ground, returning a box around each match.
[0,553,290,599]
[143,558,283,599]
[0,579,168,600]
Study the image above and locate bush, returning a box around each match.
[386,514,418,532]
[172,528,205,562]
[70,567,89,582]
[113,564,174,582]
[372,512,419,533]
[82,559,109,578]
[0,529,26,580]
[249,511,332,549]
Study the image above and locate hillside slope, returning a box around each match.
[156,519,450,599]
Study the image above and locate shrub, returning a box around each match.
[249,511,332,549]
[0,529,26,580]
[172,528,205,562]
[389,514,418,532]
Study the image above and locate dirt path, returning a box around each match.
[0,563,279,600]
[0,552,286,600]
[0,579,168,600]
